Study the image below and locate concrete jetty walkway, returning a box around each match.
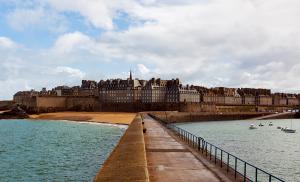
[143,114,229,182]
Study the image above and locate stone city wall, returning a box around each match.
[15,96,300,114]
[150,112,269,123]
[66,97,101,111]
[0,100,15,110]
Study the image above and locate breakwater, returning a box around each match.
[149,114,286,182]
[142,114,233,182]
[150,112,270,123]
[94,114,149,182]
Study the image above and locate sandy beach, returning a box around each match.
[0,110,10,114]
[30,112,136,125]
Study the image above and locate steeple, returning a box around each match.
[129,70,133,80]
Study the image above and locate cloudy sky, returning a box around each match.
[0,0,300,99]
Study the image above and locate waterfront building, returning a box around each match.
[98,71,146,103]
[178,85,200,103]
[12,73,300,111]
[142,78,168,103]
[287,94,299,106]
[273,93,288,106]
[257,95,273,106]
[13,90,39,103]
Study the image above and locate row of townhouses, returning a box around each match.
[13,72,300,106]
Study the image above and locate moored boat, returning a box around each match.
[282,119,296,133]
[249,124,257,129]
[282,127,296,133]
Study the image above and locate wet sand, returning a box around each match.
[30,112,136,125]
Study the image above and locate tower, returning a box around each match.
[129,70,133,80]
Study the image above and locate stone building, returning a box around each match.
[13,90,39,103]
[273,93,287,106]
[287,94,299,106]
[12,72,300,112]
[142,78,168,103]
[178,85,200,103]
[98,71,145,103]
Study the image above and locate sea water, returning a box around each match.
[176,119,300,182]
[0,119,125,182]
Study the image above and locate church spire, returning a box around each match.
[129,69,133,80]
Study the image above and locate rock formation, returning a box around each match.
[0,105,29,119]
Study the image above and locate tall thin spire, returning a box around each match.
[129,69,133,80]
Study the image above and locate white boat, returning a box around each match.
[282,127,296,133]
[269,122,273,126]
[282,119,296,133]
[249,124,257,129]
[259,123,264,127]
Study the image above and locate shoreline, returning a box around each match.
[29,112,136,125]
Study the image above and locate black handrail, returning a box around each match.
[148,114,286,182]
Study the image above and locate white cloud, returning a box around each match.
[48,0,137,30]
[137,64,150,75]
[52,31,93,54]
[0,37,18,49]
[53,66,86,79]
[2,0,300,99]
[6,7,68,33]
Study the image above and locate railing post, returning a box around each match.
[221,150,223,168]
[244,163,246,182]
[235,158,237,179]
[269,175,272,182]
[198,137,200,151]
[227,153,229,173]
[210,145,212,160]
[215,147,217,164]
[206,143,208,156]
[255,168,258,182]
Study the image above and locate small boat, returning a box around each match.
[277,126,282,129]
[282,119,296,133]
[269,122,273,126]
[249,124,257,129]
[282,127,296,133]
[259,123,264,127]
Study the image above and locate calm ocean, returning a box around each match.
[0,119,125,182]
[176,119,300,182]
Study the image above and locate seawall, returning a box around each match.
[0,100,15,110]
[16,96,300,114]
[150,111,270,123]
[93,114,149,182]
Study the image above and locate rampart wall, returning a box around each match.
[0,100,15,110]
[66,97,101,111]
[150,112,269,123]
[15,96,300,114]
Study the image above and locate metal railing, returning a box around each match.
[149,114,285,182]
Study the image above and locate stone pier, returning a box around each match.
[95,113,238,182]
[143,114,233,182]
